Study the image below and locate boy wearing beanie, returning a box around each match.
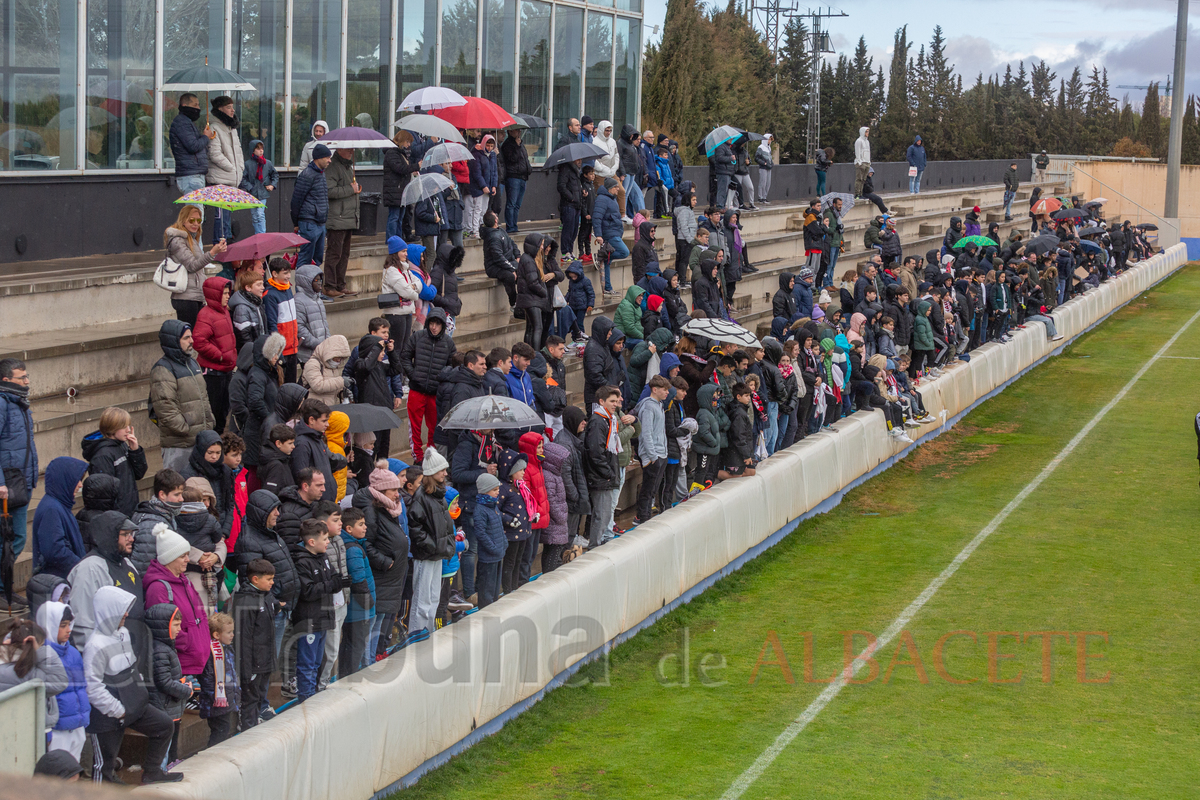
[472,473,505,607]
[405,449,456,637]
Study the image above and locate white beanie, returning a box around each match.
[154,523,190,565]
[422,446,450,476]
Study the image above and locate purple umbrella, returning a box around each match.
[217,232,309,262]
[318,127,397,149]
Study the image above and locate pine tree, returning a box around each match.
[1182,95,1200,165]
[1139,82,1164,158]
[1115,98,1135,141]
[641,0,712,156]
[774,17,810,163]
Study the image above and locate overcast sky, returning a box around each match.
[642,0,1199,108]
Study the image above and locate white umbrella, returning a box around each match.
[394,114,466,144]
[1084,197,1108,207]
[683,317,760,348]
[401,172,455,206]
[317,127,397,149]
[420,141,473,167]
[440,395,543,430]
[398,86,467,112]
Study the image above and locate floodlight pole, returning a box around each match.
[1164,0,1188,219]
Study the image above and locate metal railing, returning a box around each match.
[1034,153,1161,193]
[0,680,46,776]
[1072,165,1178,248]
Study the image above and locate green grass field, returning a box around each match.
[398,266,1200,800]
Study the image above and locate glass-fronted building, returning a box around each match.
[0,0,642,173]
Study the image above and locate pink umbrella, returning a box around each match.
[217,231,309,262]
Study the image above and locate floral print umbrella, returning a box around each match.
[175,185,265,210]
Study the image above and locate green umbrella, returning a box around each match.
[951,234,998,250]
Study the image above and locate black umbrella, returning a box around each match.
[1051,208,1087,220]
[1136,223,1159,231]
[542,141,607,169]
[341,404,405,434]
[1077,225,1104,238]
[512,112,550,129]
[0,500,14,605]
[1026,235,1062,256]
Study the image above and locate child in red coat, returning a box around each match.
[192,276,237,433]
[517,432,550,582]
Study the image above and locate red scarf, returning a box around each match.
[253,153,266,182]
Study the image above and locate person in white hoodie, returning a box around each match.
[82,585,180,785]
[593,121,626,223]
[854,126,871,198]
[379,237,424,356]
[298,119,330,171]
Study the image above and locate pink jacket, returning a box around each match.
[144,560,211,675]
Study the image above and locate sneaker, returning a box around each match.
[896,432,914,444]
[405,628,430,647]
[142,771,185,785]
[561,253,574,263]
[604,288,619,296]
[101,773,128,786]
[680,282,692,290]
[581,254,593,264]
[621,216,633,224]
[259,707,277,722]
[1051,333,1065,341]
[904,418,921,428]
[281,677,297,698]
[448,594,474,611]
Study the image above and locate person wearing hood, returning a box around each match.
[906,135,926,193]
[36,602,90,759]
[911,300,935,375]
[631,220,660,285]
[240,332,285,468]
[627,326,675,401]
[239,138,278,234]
[299,119,329,171]
[691,257,724,320]
[29,456,87,579]
[500,127,532,233]
[617,124,646,220]
[67,511,143,651]
[754,134,774,204]
[294,264,331,364]
[187,276,237,432]
[75,474,121,551]
[204,96,243,243]
[592,177,626,295]
[383,129,420,239]
[164,204,227,328]
[582,316,627,408]
[81,408,147,518]
[144,602,193,744]
[82,585,181,784]
[1003,160,1019,220]
[658,269,688,334]
[401,307,457,463]
[515,233,564,350]
[853,126,871,198]
[941,216,963,257]
[591,120,624,217]
[179,430,234,534]
[303,334,352,405]
[150,319,216,471]
[233,490,298,647]
[613,283,647,346]
[771,272,798,337]
[291,143,333,268]
[565,260,596,341]
[429,240,464,320]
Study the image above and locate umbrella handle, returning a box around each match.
[1,498,6,516]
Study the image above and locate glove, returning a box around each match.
[342,375,356,393]
[531,512,540,524]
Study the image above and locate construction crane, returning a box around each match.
[1116,77,1173,113]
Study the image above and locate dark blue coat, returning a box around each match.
[505,366,538,411]
[640,142,659,187]
[472,493,506,563]
[0,385,37,497]
[31,457,89,578]
[593,185,623,241]
[290,161,329,225]
[463,152,484,198]
[566,263,595,310]
[415,193,443,237]
[792,281,814,319]
[478,149,499,191]
[906,137,927,171]
[169,113,209,178]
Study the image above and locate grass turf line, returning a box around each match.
[394,266,1200,800]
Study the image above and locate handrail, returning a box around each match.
[1072,165,1178,234]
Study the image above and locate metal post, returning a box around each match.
[805,15,820,164]
[1164,0,1188,219]
[154,0,164,169]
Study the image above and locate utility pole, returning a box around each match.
[751,0,797,66]
[1164,0,1188,220]
[802,7,846,163]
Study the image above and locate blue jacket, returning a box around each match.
[640,142,659,187]
[792,281,814,319]
[38,603,89,731]
[239,140,280,201]
[906,136,927,171]
[415,193,444,237]
[593,185,623,241]
[31,457,89,578]
[477,149,499,192]
[505,366,538,411]
[169,113,209,178]
[0,385,37,495]
[566,263,595,310]
[472,494,506,563]
[655,155,675,190]
[580,129,597,168]
[340,531,376,624]
[290,161,329,225]
[463,151,484,198]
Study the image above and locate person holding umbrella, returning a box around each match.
[165,205,228,327]
[205,96,244,244]
[383,130,420,240]
[323,148,362,297]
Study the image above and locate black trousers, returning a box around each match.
[339,617,371,677]
[375,612,398,656]
[207,710,237,747]
[523,307,545,349]
[502,539,527,594]
[171,298,203,329]
[204,370,232,434]
[281,354,299,385]
[659,461,681,509]
[636,458,667,520]
[489,269,518,306]
[90,704,173,781]
[239,669,271,731]
[578,217,593,256]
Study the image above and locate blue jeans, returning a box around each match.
[909,170,923,193]
[504,177,526,232]
[297,220,326,266]
[459,510,477,598]
[176,174,205,222]
[1003,190,1015,217]
[386,206,406,239]
[823,247,840,288]
[623,174,644,218]
[212,206,232,242]
[295,630,326,701]
[604,236,629,291]
[815,169,826,196]
[765,400,780,455]
[250,206,266,235]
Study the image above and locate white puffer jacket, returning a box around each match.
[593,120,620,179]
[207,116,245,187]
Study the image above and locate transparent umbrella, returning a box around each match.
[401,172,455,206]
[394,114,467,144]
[420,142,473,167]
[440,395,544,430]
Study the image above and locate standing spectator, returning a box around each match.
[130,470,184,579]
[239,140,278,235]
[814,146,833,196]
[382,130,419,239]
[592,178,626,296]
[472,474,505,607]
[906,135,926,194]
[355,463,408,659]
[165,205,227,328]
[429,241,464,322]
[558,158,583,261]
[291,400,336,504]
[303,335,352,406]
[516,234,564,350]
[264,258,301,383]
[593,121,624,217]
[481,211,520,312]
[197,613,240,746]
[0,357,35,608]
[232,490,298,675]
[854,126,871,198]
[291,144,332,268]
[539,439,571,573]
[31,457,88,578]
[731,140,755,211]
[288,519,340,702]
[298,120,329,171]
[1034,149,1049,182]
[228,270,268,352]
[143,602,191,761]
[633,376,671,524]
[355,318,402,458]
[401,308,456,462]
[578,164,596,264]
[673,183,698,277]
[618,125,646,219]
[708,137,735,210]
[170,93,214,199]
[205,96,244,243]
[379,238,423,356]
[755,134,774,204]
[464,135,495,237]
[81,407,147,517]
[1003,160,1019,221]
[144,526,211,681]
[407,449,455,636]
[150,320,216,472]
[241,333,285,470]
[822,197,845,289]
[640,130,662,216]
[324,148,362,298]
[500,128,532,233]
[337,508,375,675]
[294,264,331,364]
[227,557,275,732]
[192,276,237,433]
[584,386,630,548]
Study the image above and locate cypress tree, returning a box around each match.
[1139,82,1164,158]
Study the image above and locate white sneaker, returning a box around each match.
[621,216,633,224]
[897,432,914,444]
[904,419,921,428]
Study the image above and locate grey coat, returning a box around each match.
[293,264,330,362]
[165,227,214,303]
[325,153,361,231]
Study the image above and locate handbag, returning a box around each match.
[1,421,32,508]
[377,293,400,309]
[908,166,918,177]
[153,255,188,292]
[552,285,567,309]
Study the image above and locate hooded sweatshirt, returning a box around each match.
[294,264,331,362]
[32,457,89,578]
[854,127,871,165]
[150,319,216,449]
[37,602,91,731]
[81,586,144,729]
[593,120,620,179]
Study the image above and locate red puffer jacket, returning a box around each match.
[193,276,237,372]
[517,432,550,530]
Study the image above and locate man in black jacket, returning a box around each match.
[558,160,583,260]
[480,210,520,310]
[429,242,464,319]
[401,308,457,463]
[290,400,335,503]
[618,124,645,219]
[500,129,531,233]
[583,317,627,409]
[710,139,736,210]
[275,469,324,546]
[290,518,344,701]
[355,317,402,457]
[530,336,569,430]
[883,285,914,354]
[583,386,631,548]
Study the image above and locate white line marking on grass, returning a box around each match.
[718,305,1200,800]
[1161,355,1200,360]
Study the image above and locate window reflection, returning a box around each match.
[518,0,549,160]
[552,4,581,146]
[584,12,611,125]
[480,0,516,109]
[233,0,286,164]
[291,0,340,165]
[86,0,156,169]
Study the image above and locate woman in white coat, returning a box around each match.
[206,96,245,242]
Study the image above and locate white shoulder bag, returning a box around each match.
[153,255,188,292]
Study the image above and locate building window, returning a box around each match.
[518,0,548,159]
[291,0,341,165]
[480,0,516,110]
[551,4,581,146]
[611,14,638,135]
[86,0,156,169]
[232,0,287,165]
[615,0,639,11]
[347,0,388,164]
[441,0,477,98]
[0,0,79,170]
[398,0,437,104]
[162,0,224,173]
[584,11,610,125]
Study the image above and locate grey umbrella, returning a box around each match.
[682,317,760,348]
[401,172,455,206]
[341,404,405,434]
[542,141,607,169]
[393,114,467,144]
[440,395,544,430]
